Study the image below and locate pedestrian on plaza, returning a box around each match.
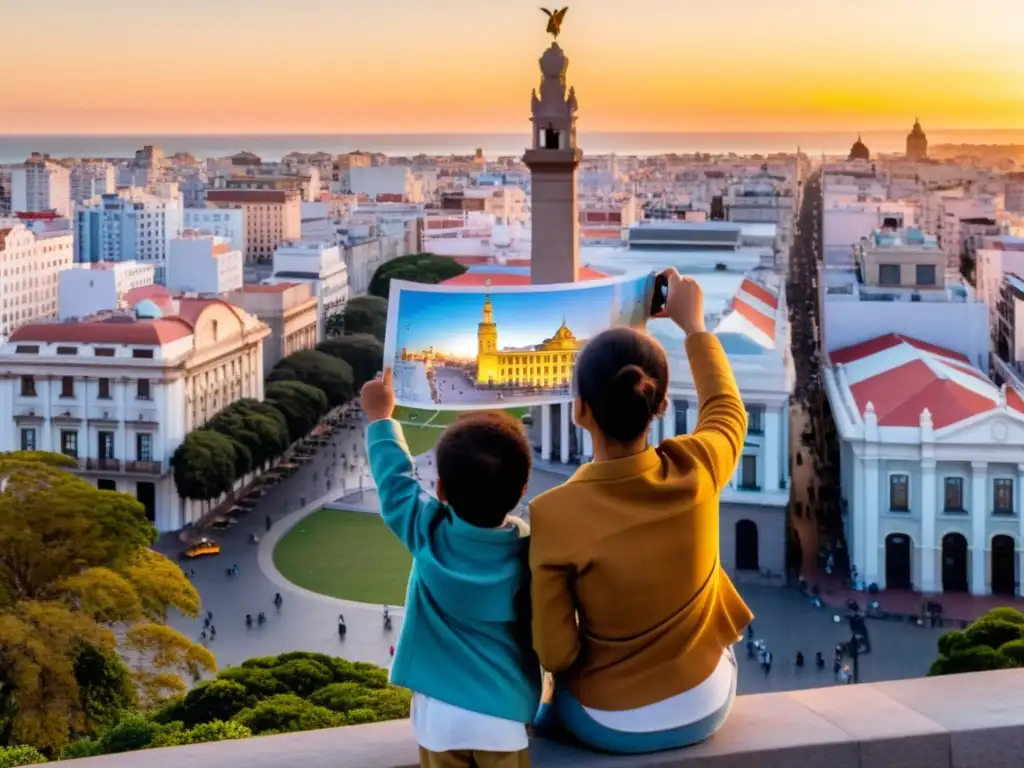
[763,649,773,677]
[200,630,207,643]
[207,611,213,622]
[390,645,395,659]
[210,625,216,640]
[300,496,306,507]
[266,515,272,532]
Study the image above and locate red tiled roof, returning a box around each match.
[831,334,1002,429]
[740,278,779,310]
[441,267,607,287]
[9,316,193,346]
[732,297,776,337]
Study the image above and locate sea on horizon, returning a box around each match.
[1,129,1022,164]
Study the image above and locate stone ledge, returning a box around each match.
[68,670,1024,767]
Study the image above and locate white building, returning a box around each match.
[975,236,1024,336]
[578,243,794,577]
[0,222,73,338]
[348,166,424,203]
[182,208,245,254]
[10,154,71,217]
[267,241,349,338]
[0,299,270,531]
[166,233,244,296]
[725,165,797,259]
[58,261,156,320]
[69,162,116,204]
[74,189,184,283]
[824,334,1024,597]
[820,229,988,373]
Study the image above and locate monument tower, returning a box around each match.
[525,9,582,285]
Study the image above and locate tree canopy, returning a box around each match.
[206,399,290,472]
[929,607,1024,676]
[0,453,214,753]
[316,333,384,390]
[264,380,330,443]
[56,652,408,760]
[170,431,237,504]
[341,296,388,343]
[267,350,354,408]
[367,253,467,300]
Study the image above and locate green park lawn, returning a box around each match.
[390,406,529,455]
[273,509,412,605]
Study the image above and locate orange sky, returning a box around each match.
[5,0,1024,134]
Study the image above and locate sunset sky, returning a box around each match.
[6,0,1024,134]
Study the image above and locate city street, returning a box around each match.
[434,366,507,405]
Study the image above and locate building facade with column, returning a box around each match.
[535,270,794,578]
[825,333,1024,597]
[0,299,269,532]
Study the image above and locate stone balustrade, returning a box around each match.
[68,670,1024,768]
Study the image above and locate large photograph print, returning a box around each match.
[383,272,654,410]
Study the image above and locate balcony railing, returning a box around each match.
[124,460,162,475]
[86,458,122,472]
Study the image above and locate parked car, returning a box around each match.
[208,516,237,531]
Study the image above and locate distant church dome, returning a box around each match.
[134,299,163,319]
[849,135,871,162]
[906,118,928,161]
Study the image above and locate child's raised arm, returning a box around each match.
[363,370,444,553]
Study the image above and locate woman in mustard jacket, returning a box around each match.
[530,269,754,753]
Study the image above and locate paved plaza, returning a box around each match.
[158,413,948,692]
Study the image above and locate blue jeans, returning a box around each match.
[535,652,737,755]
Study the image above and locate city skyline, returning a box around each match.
[5,0,1023,135]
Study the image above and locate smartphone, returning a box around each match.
[650,272,668,317]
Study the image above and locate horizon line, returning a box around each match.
[3,127,1024,138]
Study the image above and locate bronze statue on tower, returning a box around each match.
[540,7,568,39]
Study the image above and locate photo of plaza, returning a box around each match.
[385,274,651,409]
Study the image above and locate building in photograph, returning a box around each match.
[348,166,424,203]
[182,208,246,253]
[58,261,156,320]
[0,299,270,531]
[0,222,74,338]
[265,241,348,338]
[165,233,244,295]
[10,154,71,217]
[848,135,871,162]
[824,333,1024,596]
[205,189,301,263]
[474,295,584,387]
[226,283,319,371]
[74,189,184,283]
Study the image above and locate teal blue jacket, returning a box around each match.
[366,418,541,723]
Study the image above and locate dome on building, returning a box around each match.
[849,134,871,162]
[134,299,164,319]
[906,118,928,161]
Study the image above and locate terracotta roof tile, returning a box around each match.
[732,297,776,337]
[207,189,295,205]
[240,283,297,293]
[9,316,193,346]
[832,334,1002,429]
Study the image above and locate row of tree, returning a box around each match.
[170,296,390,506]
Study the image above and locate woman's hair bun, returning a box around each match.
[612,364,657,411]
